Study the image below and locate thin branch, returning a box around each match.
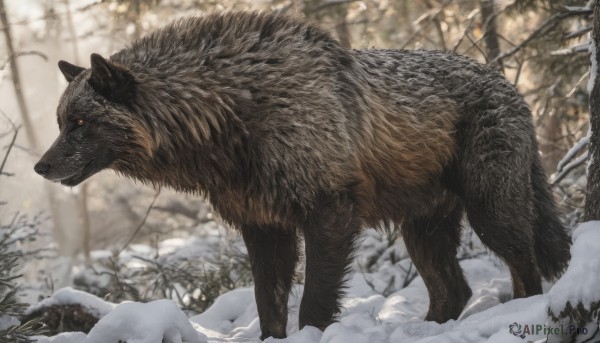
[0,0,103,30]
[0,51,47,70]
[551,43,590,56]
[552,152,589,185]
[424,0,447,50]
[153,202,200,222]
[466,32,489,62]
[562,6,593,15]
[564,26,593,40]
[0,127,19,176]
[116,188,161,256]
[490,9,592,66]
[557,128,591,172]
[566,70,591,98]
[495,32,518,48]
[0,109,16,130]
[513,57,524,85]
[401,262,416,288]
[401,0,454,49]
[452,9,478,52]
[306,0,361,14]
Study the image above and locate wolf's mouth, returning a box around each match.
[59,159,96,187]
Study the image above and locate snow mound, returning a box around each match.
[85,299,207,343]
[548,221,600,311]
[33,299,206,343]
[26,287,115,318]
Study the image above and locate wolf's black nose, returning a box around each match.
[34,161,50,175]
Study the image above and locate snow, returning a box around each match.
[85,299,207,343]
[0,315,20,331]
[25,287,115,318]
[556,127,590,172]
[33,332,88,343]
[268,326,323,343]
[29,222,600,343]
[547,221,600,311]
[34,299,207,343]
[33,256,514,343]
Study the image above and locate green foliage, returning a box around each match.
[74,240,253,314]
[0,215,49,342]
[0,126,48,342]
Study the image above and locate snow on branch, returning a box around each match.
[564,26,593,40]
[551,43,590,56]
[490,8,592,66]
[563,6,593,14]
[557,129,591,171]
[552,151,589,185]
[551,23,596,184]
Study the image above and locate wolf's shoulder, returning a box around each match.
[132,12,337,53]
[111,11,347,69]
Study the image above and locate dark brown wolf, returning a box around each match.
[34,11,571,339]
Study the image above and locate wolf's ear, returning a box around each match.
[89,53,136,103]
[58,60,85,82]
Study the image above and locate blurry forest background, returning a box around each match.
[0,0,595,338]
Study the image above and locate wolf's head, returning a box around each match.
[34,53,145,186]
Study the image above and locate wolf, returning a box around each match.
[34,11,571,339]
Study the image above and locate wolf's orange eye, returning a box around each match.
[76,119,84,126]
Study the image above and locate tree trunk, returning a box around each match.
[585,0,600,221]
[479,0,503,71]
[547,2,600,342]
[0,0,73,259]
[0,0,38,149]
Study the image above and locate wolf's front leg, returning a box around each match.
[241,224,299,340]
[299,198,361,331]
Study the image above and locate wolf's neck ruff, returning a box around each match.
[112,70,248,191]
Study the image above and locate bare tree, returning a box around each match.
[547,3,600,342]
[0,0,38,149]
[0,0,74,260]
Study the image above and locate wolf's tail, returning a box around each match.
[531,154,571,280]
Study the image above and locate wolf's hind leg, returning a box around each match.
[458,116,543,298]
[241,225,299,340]
[463,184,542,298]
[402,204,472,323]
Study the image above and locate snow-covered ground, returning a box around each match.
[28,222,600,343]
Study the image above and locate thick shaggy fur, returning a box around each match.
[36,12,571,339]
